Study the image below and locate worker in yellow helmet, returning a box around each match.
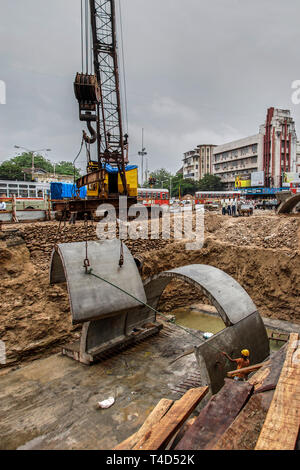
[222,349,250,381]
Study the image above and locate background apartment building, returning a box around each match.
[213,135,259,190]
[183,145,216,181]
[259,108,298,188]
[213,108,298,190]
[297,142,300,172]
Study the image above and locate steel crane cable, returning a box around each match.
[46,138,84,249]
[85,0,89,74]
[118,0,129,134]
[72,136,85,193]
[81,0,84,73]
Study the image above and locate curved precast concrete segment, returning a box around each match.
[277,193,300,214]
[50,240,147,325]
[144,265,258,327]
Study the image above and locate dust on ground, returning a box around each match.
[0,210,299,368]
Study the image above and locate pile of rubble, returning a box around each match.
[209,214,299,251]
[18,221,172,270]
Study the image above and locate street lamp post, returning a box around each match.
[14,146,51,181]
[144,156,149,185]
[138,129,147,187]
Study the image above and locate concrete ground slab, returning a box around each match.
[0,322,199,450]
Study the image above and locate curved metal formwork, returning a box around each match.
[144,265,258,327]
[277,193,300,214]
[50,243,269,384]
[50,239,146,324]
[144,265,270,394]
[50,240,161,364]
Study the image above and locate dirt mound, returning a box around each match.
[142,239,300,323]
[0,233,79,367]
[18,221,171,270]
[205,213,300,250]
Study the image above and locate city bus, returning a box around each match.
[0,180,50,210]
[138,188,170,207]
[195,191,241,204]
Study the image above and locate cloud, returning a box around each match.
[1,0,300,176]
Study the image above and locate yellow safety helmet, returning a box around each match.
[241,349,250,357]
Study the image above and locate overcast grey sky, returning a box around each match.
[1,0,300,174]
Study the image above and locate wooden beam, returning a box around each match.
[255,334,300,450]
[114,399,173,450]
[227,362,268,378]
[134,387,208,451]
[213,345,287,450]
[175,380,253,450]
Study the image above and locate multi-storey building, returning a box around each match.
[213,135,259,190]
[183,145,216,181]
[259,108,298,188]
[213,108,298,190]
[297,142,300,172]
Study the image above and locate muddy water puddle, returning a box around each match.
[171,307,225,334]
[171,306,285,352]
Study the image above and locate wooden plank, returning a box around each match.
[175,379,253,450]
[133,387,208,451]
[213,344,287,450]
[114,398,174,450]
[255,334,300,450]
[227,362,267,378]
[166,417,198,450]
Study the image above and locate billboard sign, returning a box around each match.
[283,172,300,186]
[251,171,265,187]
[235,175,251,188]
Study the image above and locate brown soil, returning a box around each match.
[0,212,299,368]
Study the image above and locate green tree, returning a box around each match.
[171,173,199,197]
[197,174,223,191]
[15,153,53,172]
[0,152,53,181]
[0,153,81,180]
[144,168,173,188]
[55,161,80,177]
[0,160,25,180]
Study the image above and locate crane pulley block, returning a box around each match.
[74,73,101,121]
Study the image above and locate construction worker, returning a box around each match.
[222,349,250,381]
[231,199,237,217]
[227,200,232,216]
[221,200,227,216]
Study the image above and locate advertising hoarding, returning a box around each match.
[235,175,251,188]
[283,172,300,186]
[251,171,265,187]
